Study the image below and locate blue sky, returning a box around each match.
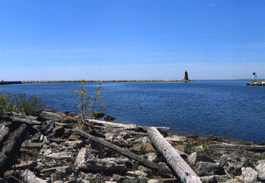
[0,0,264,80]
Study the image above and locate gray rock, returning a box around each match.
[127,170,148,177]
[31,131,42,142]
[34,162,45,172]
[120,131,132,140]
[187,152,215,165]
[75,147,131,172]
[147,180,160,183]
[21,169,47,183]
[145,152,158,162]
[241,167,258,183]
[45,152,74,160]
[138,165,152,174]
[63,140,83,149]
[42,120,55,135]
[196,161,225,176]
[219,154,247,176]
[105,133,124,145]
[51,166,75,182]
[175,148,188,159]
[200,175,231,183]
[256,160,265,181]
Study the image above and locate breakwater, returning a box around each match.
[21,79,194,84]
[0,81,22,85]
[247,80,265,86]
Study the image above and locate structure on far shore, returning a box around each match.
[184,70,189,81]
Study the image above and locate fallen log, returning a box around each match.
[10,116,41,125]
[38,111,71,123]
[211,142,265,152]
[88,119,170,134]
[72,128,171,174]
[0,124,27,174]
[87,119,140,131]
[147,127,202,183]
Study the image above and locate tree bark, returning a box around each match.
[147,127,202,183]
[72,128,172,174]
[10,116,41,125]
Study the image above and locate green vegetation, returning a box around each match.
[184,142,201,154]
[73,79,105,124]
[0,91,45,116]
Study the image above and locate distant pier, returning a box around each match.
[0,79,194,85]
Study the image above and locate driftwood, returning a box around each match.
[10,116,41,125]
[88,119,170,134]
[72,128,172,174]
[0,124,27,173]
[147,127,202,183]
[87,119,140,131]
[211,142,265,152]
[38,111,71,123]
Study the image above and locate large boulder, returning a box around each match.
[75,148,131,172]
[219,154,247,176]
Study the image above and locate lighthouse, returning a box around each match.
[184,71,189,81]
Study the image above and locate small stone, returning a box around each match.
[45,152,74,160]
[196,161,225,176]
[187,152,215,166]
[147,179,160,183]
[256,160,265,181]
[127,170,148,177]
[145,152,158,162]
[241,167,258,183]
[21,169,46,183]
[63,140,83,149]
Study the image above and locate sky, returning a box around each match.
[0,0,265,80]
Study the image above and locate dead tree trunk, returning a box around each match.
[0,124,27,174]
[72,128,171,174]
[147,127,202,183]
[10,116,41,125]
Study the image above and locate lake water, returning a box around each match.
[0,80,264,143]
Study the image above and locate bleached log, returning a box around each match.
[147,127,202,183]
[87,119,140,131]
[87,119,170,134]
[38,111,71,123]
[73,128,171,174]
[10,116,41,125]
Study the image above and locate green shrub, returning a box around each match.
[0,91,45,116]
[73,79,105,124]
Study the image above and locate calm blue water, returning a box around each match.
[1,80,264,143]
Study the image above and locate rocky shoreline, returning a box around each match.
[0,110,264,183]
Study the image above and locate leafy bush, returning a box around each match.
[0,91,45,116]
[73,79,105,123]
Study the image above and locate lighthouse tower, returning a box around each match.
[184,71,189,81]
